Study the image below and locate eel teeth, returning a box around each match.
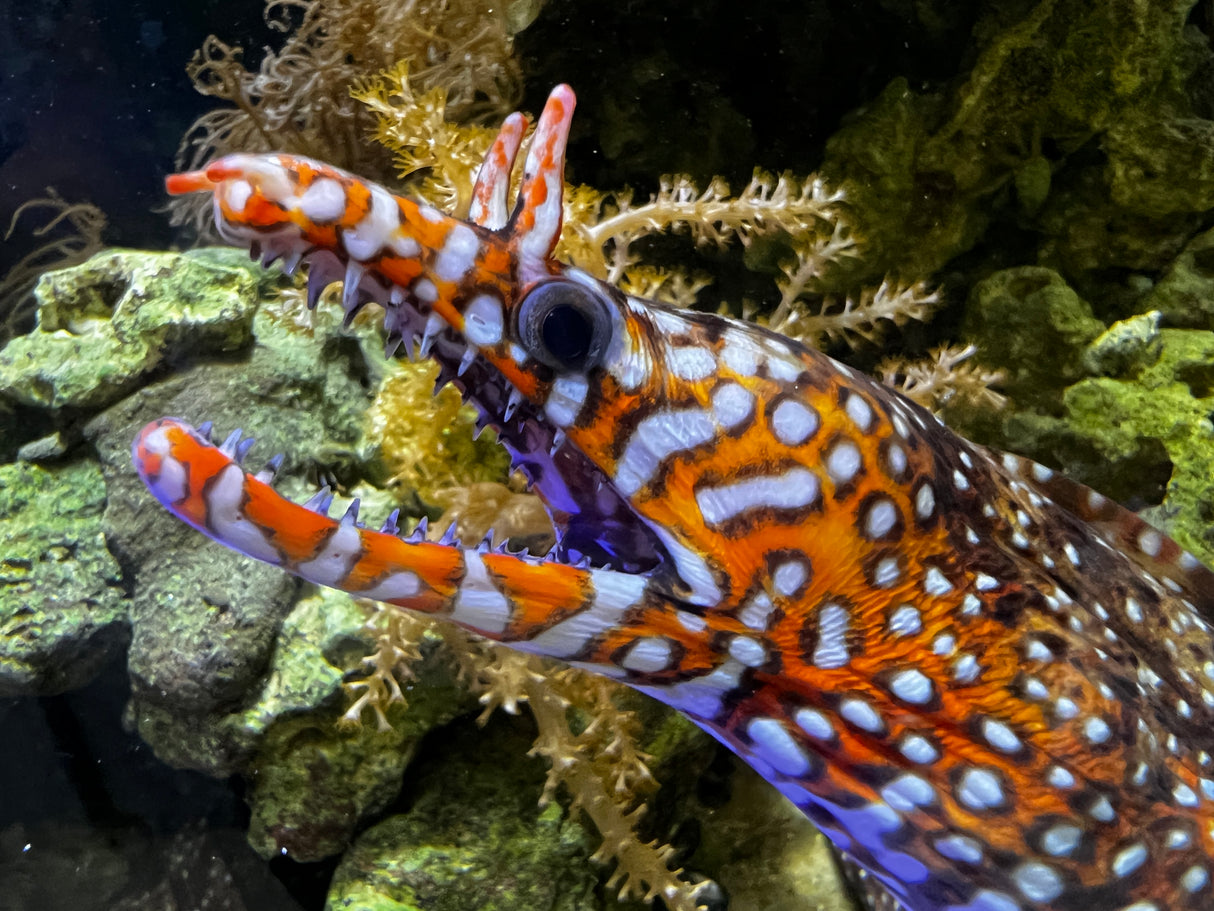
[234,436,257,465]
[380,508,401,536]
[280,249,303,276]
[438,523,459,546]
[306,265,331,309]
[503,387,524,422]
[341,498,361,527]
[432,364,456,396]
[303,485,334,516]
[405,516,429,543]
[219,428,244,458]
[472,413,497,441]
[383,331,404,359]
[253,453,285,485]
[197,421,214,442]
[548,429,566,456]
[418,312,444,358]
[457,347,476,377]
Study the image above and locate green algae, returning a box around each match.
[243,588,473,863]
[962,266,1105,406]
[326,717,604,911]
[819,0,1207,287]
[0,249,262,413]
[0,460,127,696]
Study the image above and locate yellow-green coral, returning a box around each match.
[171,0,529,234]
[366,359,510,502]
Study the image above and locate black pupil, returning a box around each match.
[541,303,593,365]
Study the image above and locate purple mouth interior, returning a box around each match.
[288,248,665,575]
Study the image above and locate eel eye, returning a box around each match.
[517,280,612,373]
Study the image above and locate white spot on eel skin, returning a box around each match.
[205,463,284,565]
[711,382,755,430]
[616,409,716,496]
[450,550,511,636]
[544,375,590,428]
[695,468,820,526]
[359,570,422,601]
[845,393,873,431]
[839,697,883,733]
[343,186,400,261]
[889,669,934,705]
[296,177,345,223]
[520,571,647,658]
[462,293,504,347]
[825,440,862,486]
[666,345,717,382]
[620,637,674,673]
[794,707,834,741]
[956,767,1006,811]
[746,717,812,777]
[434,223,479,282]
[813,603,851,669]
[770,398,819,446]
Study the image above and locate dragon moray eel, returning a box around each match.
[136,85,1214,911]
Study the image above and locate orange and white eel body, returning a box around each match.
[134,85,1214,911]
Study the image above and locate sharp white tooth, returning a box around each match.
[504,388,524,422]
[306,265,331,309]
[384,333,403,358]
[418,312,444,357]
[341,498,361,527]
[549,429,566,455]
[342,262,365,312]
[458,347,476,377]
[253,453,284,485]
[197,421,214,442]
[280,249,303,275]
[219,428,243,458]
[473,419,497,441]
[234,436,256,465]
[405,516,429,543]
[389,285,406,306]
[380,509,400,535]
[438,523,458,546]
[303,485,333,515]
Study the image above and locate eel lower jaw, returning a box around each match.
[257,243,667,577]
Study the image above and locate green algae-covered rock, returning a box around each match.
[989,328,1214,563]
[244,588,474,863]
[1144,225,1214,329]
[77,258,393,774]
[0,460,127,696]
[963,267,1104,404]
[326,718,603,911]
[0,249,262,413]
[1081,311,1163,377]
[819,0,1205,284]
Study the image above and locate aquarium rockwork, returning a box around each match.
[4,2,1214,911]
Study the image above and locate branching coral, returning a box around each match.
[878,343,1007,414]
[353,66,943,353]
[351,61,503,216]
[366,359,511,502]
[346,597,713,911]
[0,190,106,347]
[171,0,528,234]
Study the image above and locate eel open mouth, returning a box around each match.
[258,243,666,577]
